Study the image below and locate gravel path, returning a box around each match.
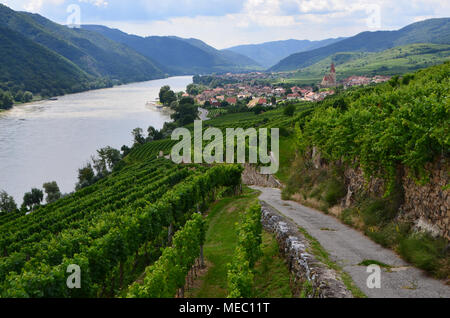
[252,186,450,298]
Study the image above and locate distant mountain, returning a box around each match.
[0,4,164,83]
[226,38,345,68]
[270,18,450,72]
[0,27,92,95]
[83,25,262,75]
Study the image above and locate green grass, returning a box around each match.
[253,232,294,298]
[397,234,449,278]
[187,187,295,298]
[358,260,392,269]
[297,227,366,298]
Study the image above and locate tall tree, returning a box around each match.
[76,163,95,190]
[0,190,17,214]
[22,188,44,211]
[92,146,121,176]
[43,181,62,204]
[132,128,146,145]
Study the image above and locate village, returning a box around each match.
[189,64,392,108]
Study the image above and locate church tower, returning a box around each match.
[321,63,337,87]
[330,63,336,85]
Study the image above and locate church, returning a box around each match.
[321,63,337,88]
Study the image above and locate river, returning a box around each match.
[0,76,192,203]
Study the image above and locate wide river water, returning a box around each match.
[0,76,192,203]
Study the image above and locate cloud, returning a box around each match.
[78,0,108,8]
[1,0,449,48]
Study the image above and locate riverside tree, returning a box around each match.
[159,86,177,106]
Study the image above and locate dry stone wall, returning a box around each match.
[261,202,353,298]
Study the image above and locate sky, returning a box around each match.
[1,0,449,49]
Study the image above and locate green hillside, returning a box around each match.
[0,4,164,83]
[280,43,450,85]
[83,25,262,75]
[270,18,450,72]
[0,27,92,97]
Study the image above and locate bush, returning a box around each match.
[284,104,296,117]
[323,178,346,207]
[398,234,448,276]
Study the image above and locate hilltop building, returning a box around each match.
[321,63,337,88]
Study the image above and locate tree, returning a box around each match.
[132,128,146,145]
[22,188,44,211]
[284,104,296,117]
[0,91,14,110]
[43,182,62,204]
[94,146,121,175]
[121,145,131,157]
[0,190,17,214]
[159,86,177,106]
[171,98,198,126]
[159,86,170,103]
[271,96,277,105]
[147,126,163,142]
[186,84,203,96]
[23,91,33,102]
[76,163,95,190]
[163,90,177,106]
[14,91,24,102]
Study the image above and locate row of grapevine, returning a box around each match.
[227,204,262,298]
[0,164,243,298]
[126,213,206,298]
[297,62,449,192]
[0,165,192,285]
[128,139,178,162]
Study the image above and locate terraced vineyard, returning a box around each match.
[127,139,178,162]
[0,155,243,298]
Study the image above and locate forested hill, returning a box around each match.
[0,27,91,95]
[270,18,450,72]
[82,25,262,75]
[0,4,164,83]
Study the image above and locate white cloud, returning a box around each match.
[78,0,108,8]
[1,0,449,48]
[22,0,64,12]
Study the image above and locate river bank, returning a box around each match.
[0,76,193,203]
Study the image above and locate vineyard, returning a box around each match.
[297,61,449,192]
[0,155,243,297]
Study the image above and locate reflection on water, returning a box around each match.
[0,76,192,202]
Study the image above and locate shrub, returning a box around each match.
[397,234,448,276]
[323,178,346,207]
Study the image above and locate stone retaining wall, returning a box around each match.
[342,159,449,240]
[260,202,353,298]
